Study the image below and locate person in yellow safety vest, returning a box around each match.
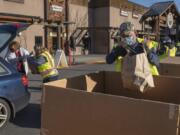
[143,37,159,76]
[112,37,123,72]
[33,45,59,83]
[113,36,159,75]
[114,37,145,72]
[106,24,159,75]
[159,37,177,59]
[168,46,177,57]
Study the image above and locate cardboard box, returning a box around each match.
[41,71,180,135]
[160,57,180,76]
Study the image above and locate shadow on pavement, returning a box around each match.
[12,103,41,129]
[28,87,42,91]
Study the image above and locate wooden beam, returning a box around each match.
[159,23,167,27]
[0,15,33,23]
[159,16,166,21]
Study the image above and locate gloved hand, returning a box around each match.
[114,46,127,57]
[147,51,160,67]
[157,46,166,55]
[106,46,127,64]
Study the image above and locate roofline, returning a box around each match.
[128,0,149,9]
[159,2,175,16]
[140,1,180,22]
[150,1,174,8]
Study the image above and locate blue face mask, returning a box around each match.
[124,36,136,46]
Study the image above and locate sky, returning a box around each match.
[129,0,180,12]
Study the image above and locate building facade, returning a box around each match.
[140,1,180,42]
[89,0,148,53]
[44,0,148,55]
[0,0,44,52]
[44,0,88,55]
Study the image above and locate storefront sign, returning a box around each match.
[50,32,57,37]
[167,12,173,28]
[51,5,63,12]
[120,10,128,17]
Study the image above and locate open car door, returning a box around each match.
[0,23,30,58]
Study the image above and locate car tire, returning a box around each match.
[0,98,11,129]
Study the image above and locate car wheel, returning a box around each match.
[0,99,11,129]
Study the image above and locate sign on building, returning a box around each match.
[120,10,128,17]
[132,12,139,19]
[167,12,174,28]
[51,5,63,12]
[48,0,65,21]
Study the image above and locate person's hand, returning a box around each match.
[114,46,127,57]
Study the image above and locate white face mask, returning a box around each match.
[124,36,136,46]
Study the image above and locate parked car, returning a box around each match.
[0,23,30,128]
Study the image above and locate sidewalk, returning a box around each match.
[28,54,107,90]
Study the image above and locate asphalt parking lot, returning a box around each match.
[0,63,114,135]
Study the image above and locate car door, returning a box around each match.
[0,23,30,58]
[0,61,12,97]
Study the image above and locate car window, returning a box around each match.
[0,63,9,76]
[0,32,11,49]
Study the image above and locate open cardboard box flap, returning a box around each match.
[41,71,180,135]
[160,57,180,76]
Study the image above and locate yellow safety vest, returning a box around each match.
[138,39,159,75]
[37,51,58,79]
[149,64,159,76]
[115,57,122,72]
[159,46,177,59]
[137,38,144,43]
[114,39,159,75]
[177,42,180,47]
[169,47,177,57]
[146,41,159,76]
[152,41,158,49]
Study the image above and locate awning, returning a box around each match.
[0,12,42,23]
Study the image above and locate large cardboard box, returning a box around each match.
[41,71,180,135]
[160,57,180,76]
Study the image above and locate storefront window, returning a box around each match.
[35,36,43,46]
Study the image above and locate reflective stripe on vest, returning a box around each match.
[38,51,57,79]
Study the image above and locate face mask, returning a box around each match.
[124,36,136,46]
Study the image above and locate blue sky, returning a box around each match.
[129,0,180,12]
